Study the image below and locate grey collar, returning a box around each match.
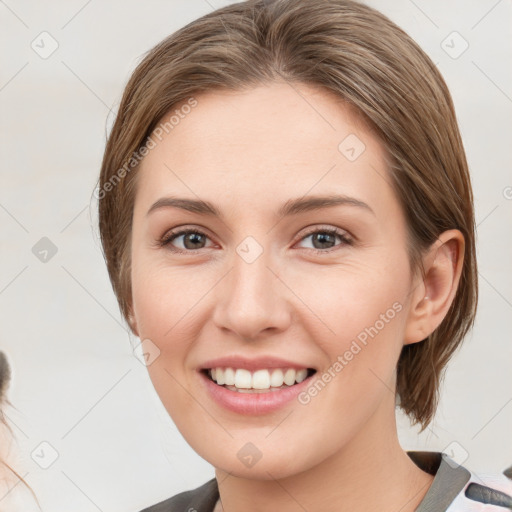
[408,451,471,512]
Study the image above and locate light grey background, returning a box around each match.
[0,0,511,510]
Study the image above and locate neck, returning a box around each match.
[214,399,434,512]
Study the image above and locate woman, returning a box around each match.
[97,0,512,510]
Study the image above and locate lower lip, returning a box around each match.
[198,370,315,415]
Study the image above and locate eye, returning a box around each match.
[159,228,214,253]
[295,227,353,253]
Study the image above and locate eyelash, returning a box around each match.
[158,226,353,255]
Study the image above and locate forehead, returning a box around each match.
[135,82,396,218]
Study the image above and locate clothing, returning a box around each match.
[139,451,512,512]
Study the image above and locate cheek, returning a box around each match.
[292,256,410,344]
[293,256,411,400]
[130,260,217,420]
[131,258,211,345]
[131,264,204,420]
[288,269,409,452]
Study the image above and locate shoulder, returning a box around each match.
[446,469,512,512]
[139,478,219,512]
[409,451,512,512]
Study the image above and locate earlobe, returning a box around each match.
[404,229,465,345]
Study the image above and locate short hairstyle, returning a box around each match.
[97,0,478,429]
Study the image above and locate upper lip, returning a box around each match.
[199,356,315,372]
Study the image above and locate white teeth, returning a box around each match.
[216,368,225,385]
[252,369,270,390]
[270,369,284,387]
[283,368,296,386]
[224,367,235,386]
[208,367,311,390]
[295,369,308,383]
[234,369,252,389]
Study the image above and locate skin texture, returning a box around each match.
[129,82,464,512]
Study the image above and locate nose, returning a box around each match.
[212,245,292,341]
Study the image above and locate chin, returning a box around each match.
[212,455,307,481]
[189,432,330,482]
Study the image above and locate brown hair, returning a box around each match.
[97,0,477,429]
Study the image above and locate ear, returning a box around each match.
[404,229,465,345]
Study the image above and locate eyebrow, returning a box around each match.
[146,194,375,218]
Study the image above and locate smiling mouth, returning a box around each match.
[202,367,317,393]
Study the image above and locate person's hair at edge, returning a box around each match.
[97,0,477,430]
[0,352,39,506]
[0,352,11,426]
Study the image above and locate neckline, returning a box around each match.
[201,451,471,512]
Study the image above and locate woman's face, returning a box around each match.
[130,82,421,479]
